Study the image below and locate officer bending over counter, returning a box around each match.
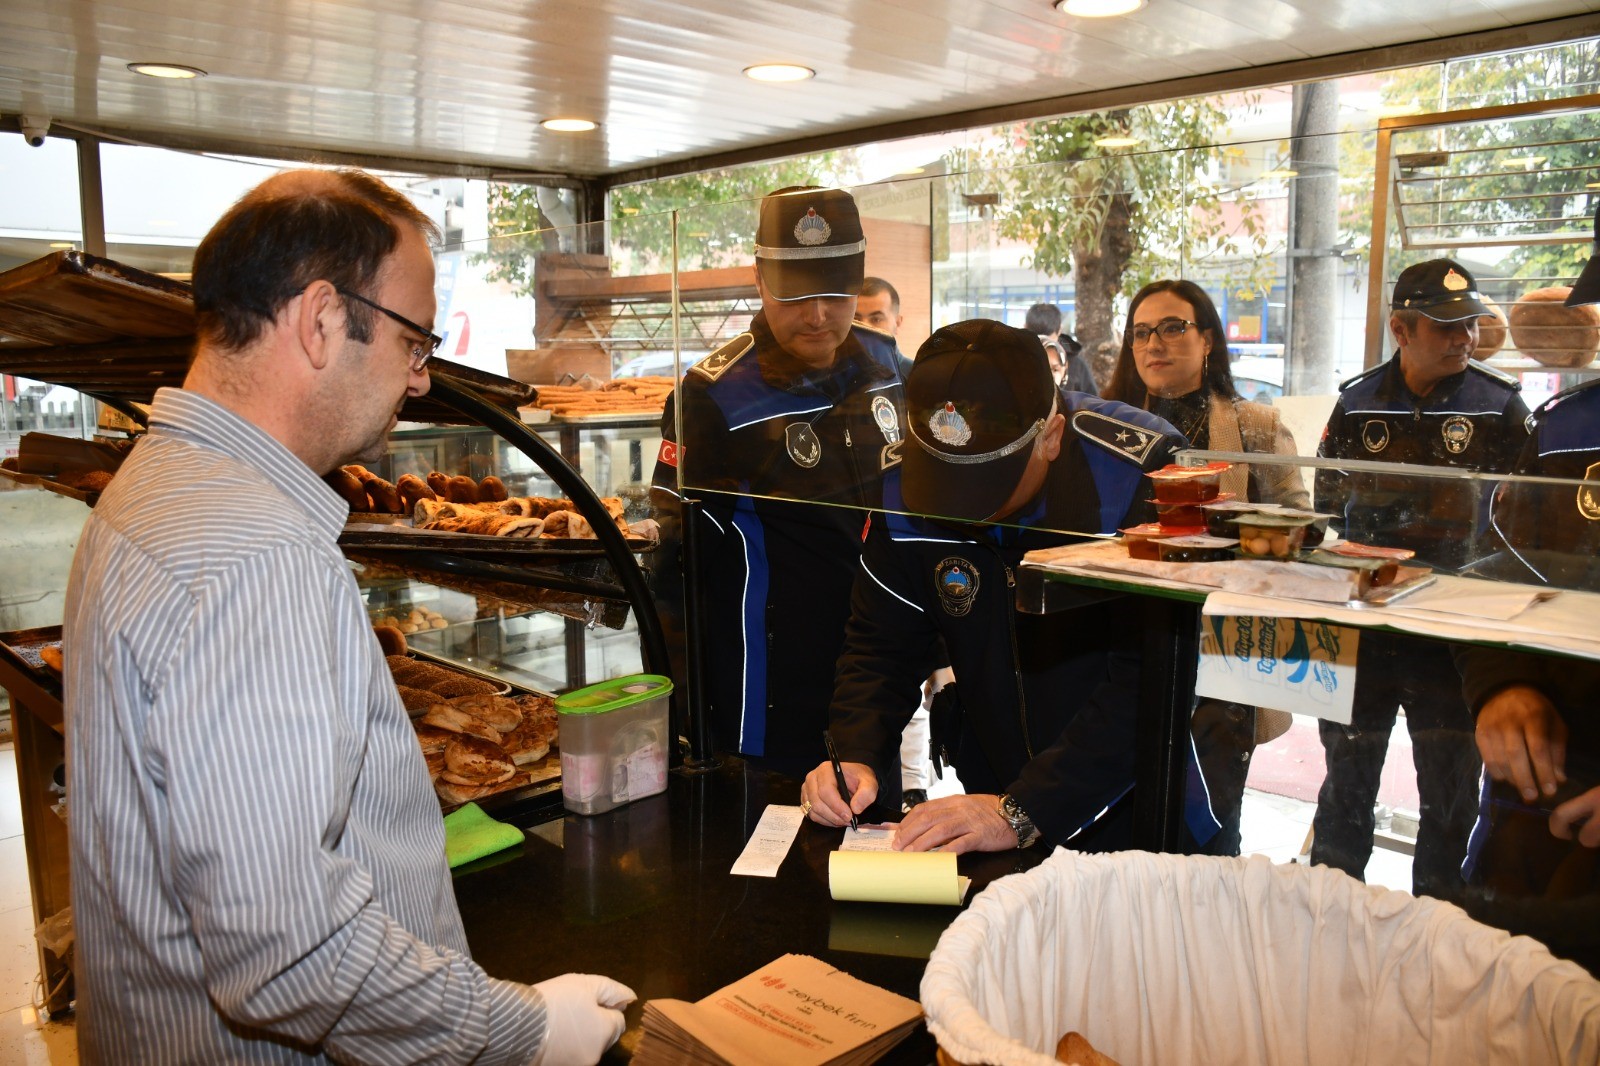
[800,319,1227,854]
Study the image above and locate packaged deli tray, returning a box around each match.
[1146,461,1231,503]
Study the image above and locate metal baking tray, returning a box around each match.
[341,520,655,556]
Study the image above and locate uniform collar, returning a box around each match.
[1382,351,1466,407]
[145,387,349,540]
[750,312,893,393]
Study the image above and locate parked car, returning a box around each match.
[613,350,707,379]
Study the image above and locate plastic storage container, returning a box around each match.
[922,851,1600,1066]
[556,673,674,815]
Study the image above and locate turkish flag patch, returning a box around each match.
[657,440,681,468]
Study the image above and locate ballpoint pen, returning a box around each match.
[824,731,858,831]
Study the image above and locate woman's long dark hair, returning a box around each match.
[1103,279,1239,408]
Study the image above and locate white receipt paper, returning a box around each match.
[729,804,805,877]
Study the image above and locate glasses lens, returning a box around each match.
[1160,320,1190,340]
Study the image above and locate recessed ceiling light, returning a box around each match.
[1516,156,1547,168]
[1093,135,1141,148]
[1056,0,1146,16]
[127,62,206,79]
[895,167,927,176]
[1588,181,1600,189]
[743,63,815,83]
[1260,168,1299,179]
[541,118,597,132]
[49,242,75,249]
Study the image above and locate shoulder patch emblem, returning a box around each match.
[1071,410,1163,465]
[871,395,901,444]
[1361,419,1390,453]
[934,556,981,617]
[1441,415,1473,454]
[1580,462,1600,522]
[785,422,821,468]
[689,334,754,382]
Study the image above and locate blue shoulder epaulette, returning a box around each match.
[849,323,903,376]
[1467,360,1520,390]
[1068,405,1168,466]
[1338,361,1388,393]
[690,333,753,382]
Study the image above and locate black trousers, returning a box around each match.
[1311,633,1480,899]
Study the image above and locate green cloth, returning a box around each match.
[443,802,524,869]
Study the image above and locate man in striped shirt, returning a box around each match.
[64,168,631,1065]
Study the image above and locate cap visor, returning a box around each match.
[1566,255,1600,307]
[900,442,1033,524]
[758,257,864,301]
[1417,294,1492,322]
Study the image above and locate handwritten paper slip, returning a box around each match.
[829,850,971,905]
[632,953,922,1066]
[838,824,898,852]
[729,804,805,877]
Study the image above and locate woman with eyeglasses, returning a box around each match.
[1104,278,1309,510]
[1104,278,1309,855]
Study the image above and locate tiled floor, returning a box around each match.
[0,744,77,1064]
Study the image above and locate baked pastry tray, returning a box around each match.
[340,519,655,556]
[0,466,102,506]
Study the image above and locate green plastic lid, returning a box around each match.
[555,673,674,715]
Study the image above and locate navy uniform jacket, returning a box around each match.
[650,315,905,764]
[829,394,1224,850]
[1315,355,1529,571]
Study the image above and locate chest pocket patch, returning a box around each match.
[1580,461,1600,522]
[1361,419,1390,453]
[786,423,821,468]
[935,556,981,617]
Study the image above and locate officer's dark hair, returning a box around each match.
[1104,278,1239,408]
[861,276,901,312]
[1024,302,1062,336]
[193,169,441,353]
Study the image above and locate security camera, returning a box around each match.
[19,115,50,148]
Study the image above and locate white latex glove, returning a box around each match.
[529,972,635,1066]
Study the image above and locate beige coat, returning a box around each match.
[1206,394,1310,510]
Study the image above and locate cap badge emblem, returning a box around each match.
[1441,415,1473,454]
[935,557,981,617]
[1361,419,1390,454]
[785,422,822,468]
[928,402,972,447]
[794,207,832,247]
[871,395,900,444]
[1443,269,1468,291]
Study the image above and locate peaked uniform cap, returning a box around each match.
[754,186,866,301]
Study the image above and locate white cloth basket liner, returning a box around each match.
[921,850,1600,1066]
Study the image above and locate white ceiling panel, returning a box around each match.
[0,0,1593,180]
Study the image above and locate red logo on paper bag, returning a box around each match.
[658,440,681,468]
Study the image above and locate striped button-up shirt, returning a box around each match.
[64,389,547,1064]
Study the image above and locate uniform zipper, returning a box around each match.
[997,559,1033,759]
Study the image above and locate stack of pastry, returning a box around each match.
[526,376,674,418]
[326,465,511,514]
[389,654,559,804]
[414,494,639,541]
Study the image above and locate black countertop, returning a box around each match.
[454,759,1047,1064]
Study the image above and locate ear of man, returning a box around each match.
[295,279,346,371]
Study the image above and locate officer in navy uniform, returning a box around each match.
[798,319,1226,855]
[1312,258,1530,900]
[649,187,904,774]
[1452,373,1600,972]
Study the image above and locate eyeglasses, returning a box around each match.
[337,288,442,371]
[1131,318,1198,347]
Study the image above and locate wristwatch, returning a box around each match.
[997,794,1041,849]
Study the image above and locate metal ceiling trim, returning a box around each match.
[598,13,1600,191]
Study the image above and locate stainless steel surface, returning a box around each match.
[0,2,1594,179]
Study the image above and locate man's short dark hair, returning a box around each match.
[1024,302,1062,336]
[860,276,901,312]
[192,169,442,352]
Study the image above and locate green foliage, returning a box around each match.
[1346,39,1598,286]
[474,154,857,295]
[967,99,1277,304]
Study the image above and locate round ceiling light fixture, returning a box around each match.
[743,63,816,83]
[1056,0,1146,16]
[1260,167,1299,179]
[1093,135,1141,148]
[541,118,598,132]
[127,62,207,79]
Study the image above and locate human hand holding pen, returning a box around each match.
[801,759,878,827]
[825,733,859,830]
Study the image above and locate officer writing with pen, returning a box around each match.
[799,319,1228,855]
